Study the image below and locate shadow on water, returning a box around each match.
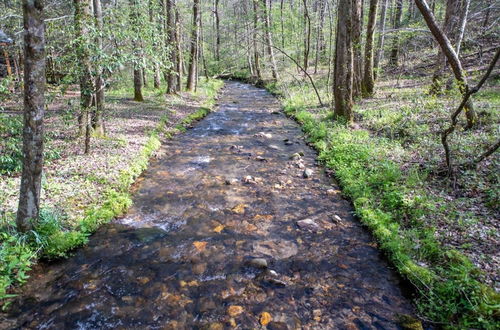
[2,81,417,329]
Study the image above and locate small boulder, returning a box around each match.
[248,258,268,269]
[296,218,321,231]
[303,168,313,178]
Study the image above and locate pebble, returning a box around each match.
[227,305,244,317]
[290,153,301,160]
[296,218,321,231]
[248,258,268,269]
[303,168,313,178]
[225,178,239,185]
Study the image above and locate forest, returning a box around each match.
[0,0,499,328]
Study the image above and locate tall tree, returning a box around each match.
[252,0,262,79]
[93,0,105,135]
[430,0,469,94]
[333,0,354,122]
[130,0,144,101]
[74,0,93,153]
[362,0,379,97]
[214,0,221,61]
[352,0,363,98]
[175,3,183,91]
[415,0,477,128]
[302,0,311,72]
[166,0,177,94]
[374,0,388,78]
[389,0,403,67]
[262,0,278,80]
[17,0,46,232]
[186,0,200,91]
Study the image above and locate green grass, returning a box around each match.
[0,78,223,301]
[265,79,500,329]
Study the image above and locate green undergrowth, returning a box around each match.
[268,85,499,328]
[0,78,223,302]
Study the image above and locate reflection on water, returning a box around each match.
[2,81,416,329]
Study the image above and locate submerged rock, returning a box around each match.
[303,168,313,178]
[296,218,321,231]
[247,258,268,269]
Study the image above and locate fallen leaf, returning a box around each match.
[227,305,244,317]
[193,241,207,252]
[260,312,272,326]
[213,224,225,233]
[232,204,247,214]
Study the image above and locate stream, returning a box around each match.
[2,81,415,329]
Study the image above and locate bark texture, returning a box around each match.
[362,0,379,97]
[17,0,46,232]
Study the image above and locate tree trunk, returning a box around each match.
[214,0,221,61]
[302,0,311,72]
[252,0,262,79]
[154,63,161,88]
[389,0,403,67]
[130,0,144,101]
[175,4,183,91]
[75,0,94,152]
[352,0,363,98]
[333,0,354,122]
[93,0,105,136]
[362,0,379,97]
[166,0,177,94]
[415,0,477,128]
[430,0,468,95]
[186,0,200,91]
[17,0,46,232]
[313,0,326,73]
[374,0,388,78]
[262,0,278,80]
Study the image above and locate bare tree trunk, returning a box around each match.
[75,0,94,152]
[362,0,379,97]
[175,4,183,91]
[415,0,477,128]
[374,0,388,78]
[166,0,177,94]
[352,0,363,98]
[262,0,279,80]
[302,0,311,72]
[93,0,105,136]
[186,0,200,91]
[333,0,354,122]
[313,0,326,74]
[130,0,144,101]
[17,0,46,232]
[252,0,262,79]
[214,0,221,61]
[389,0,403,67]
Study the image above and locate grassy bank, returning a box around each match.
[251,72,499,328]
[0,78,223,301]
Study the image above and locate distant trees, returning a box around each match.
[362,0,379,97]
[16,0,46,232]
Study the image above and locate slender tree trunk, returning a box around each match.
[415,0,477,128]
[17,0,46,232]
[333,0,354,122]
[186,0,200,91]
[130,0,144,101]
[430,0,465,94]
[93,0,105,135]
[374,0,388,78]
[313,0,326,74]
[75,0,94,152]
[252,0,262,79]
[262,0,279,80]
[166,0,177,93]
[352,0,363,98]
[302,0,311,72]
[175,4,183,91]
[362,0,379,97]
[214,0,221,61]
[389,0,403,67]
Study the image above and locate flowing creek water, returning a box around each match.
[2,81,415,329]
